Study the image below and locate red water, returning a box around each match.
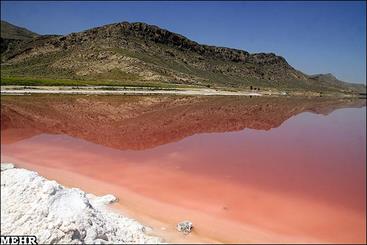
[1,96,366,243]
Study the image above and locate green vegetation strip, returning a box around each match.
[0,76,200,89]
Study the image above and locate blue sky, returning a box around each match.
[1,1,366,84]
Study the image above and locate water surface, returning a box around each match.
[1,95,366,243]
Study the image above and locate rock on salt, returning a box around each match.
[176,220,193,234]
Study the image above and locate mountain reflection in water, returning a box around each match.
[1,95,365,149]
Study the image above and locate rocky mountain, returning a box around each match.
[0,21,365,93]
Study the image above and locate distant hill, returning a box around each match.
[1,20,39,53]
[1,20,39,40]
[309,73,365,94]
[0,21,365,94]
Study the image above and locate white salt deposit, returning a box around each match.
[1,165,163,244]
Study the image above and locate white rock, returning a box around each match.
[1,168,163,244]
[89,194,119,207]
[176,220,193,234]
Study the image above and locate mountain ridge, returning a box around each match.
[1,20,365,94]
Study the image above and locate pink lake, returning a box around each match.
[1,95,366,243]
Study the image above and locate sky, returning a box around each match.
[1,1,366,84]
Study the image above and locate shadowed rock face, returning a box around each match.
[1,95,365,150]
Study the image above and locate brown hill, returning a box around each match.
[1,21,365,94]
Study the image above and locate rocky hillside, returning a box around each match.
[1,20,39,53]
[1,21,365,93]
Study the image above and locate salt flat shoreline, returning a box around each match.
[0,163,163,244]
[1,85,361,97]
[0,85,262,96]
